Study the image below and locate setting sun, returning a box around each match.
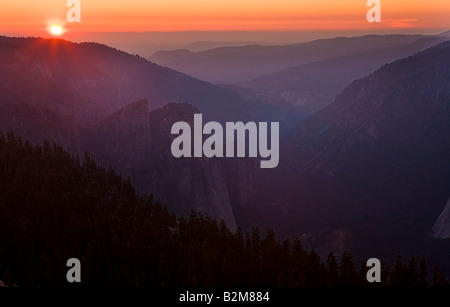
[50,25,63,36]
[0,0,449,36]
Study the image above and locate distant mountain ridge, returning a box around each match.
[0,36,283,125]
[241,36,448,113]
[151,34,433,83]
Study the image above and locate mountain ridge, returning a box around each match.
[151,34,432,83]
[259,40,450,267]
[0,36,286,125]
[240,36,448,113]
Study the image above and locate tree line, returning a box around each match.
[0,131,448,287]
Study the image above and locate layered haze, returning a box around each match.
[1,0,450,285]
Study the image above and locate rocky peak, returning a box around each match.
[431,197,450,239]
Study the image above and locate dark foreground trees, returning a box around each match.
[0,132,448,287]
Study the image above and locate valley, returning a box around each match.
[1,33,450,277]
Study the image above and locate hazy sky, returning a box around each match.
[1,0,449,36]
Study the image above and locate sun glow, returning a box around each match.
[50,25,63,36]
[0,1,448,36]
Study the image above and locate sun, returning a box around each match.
[50,25,63,36]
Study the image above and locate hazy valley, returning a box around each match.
[1,33,450,280]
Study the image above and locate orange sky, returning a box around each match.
[0,0,449,36]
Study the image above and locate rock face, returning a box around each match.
[431,198,450,239]
[83,100,238,230]
[282,40,450,220]
[0,97,240,230]
[0,36,285,231]
[246,40,450,258]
